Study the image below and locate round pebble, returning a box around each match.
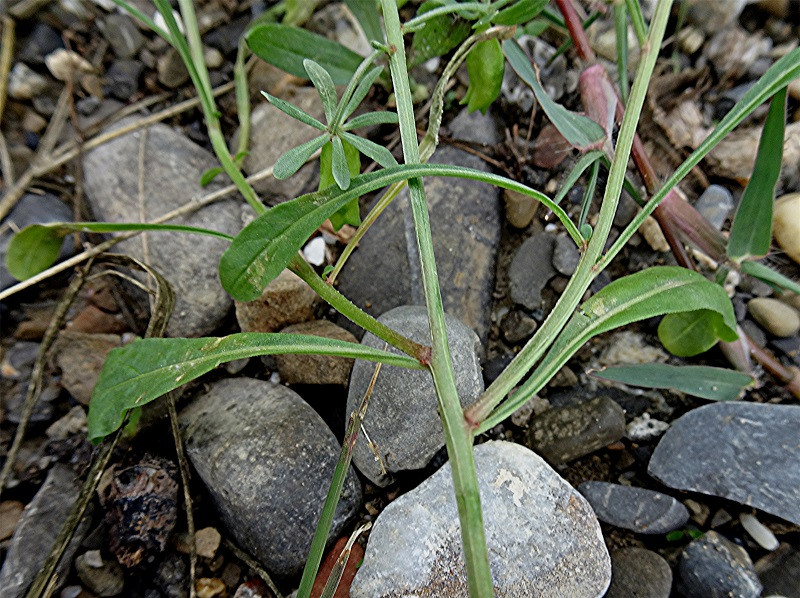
[748,297,800,337]
[774,193,800,265]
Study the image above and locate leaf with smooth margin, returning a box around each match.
[331,136,351,189]
[728,88,787,261]
[343,111,399,129]
[261,90,327,130]
[658,309,738,357]
[340,131,398,168]
[593,363,754,401]
[493,0,548,26]
[246,23,363,85]
[344,0,383,43]
[740,260,800,295]
[87,333,423,442]
[504,38,605,150]
[304,59,338,124]
[273,134,329,180]
[6,222,233,281]
[342,66,384,122]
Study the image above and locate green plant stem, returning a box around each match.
[403,2,489,31]
[233,41,251,159]
[467,0,672,429]
[614,0,629,104]
[625,0,648,46]
[381,1,492,595]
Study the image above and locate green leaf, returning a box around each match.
[343,111,399,130]
[87,333,423,442]
[340,131,398,168]
[504,38,605,150]
[344,0,383,43]
[304,59,338,125]
[261,90,327,131]
[5,222,233,281]
[553,150,604,205]
[331,135,352,189]
[658,309,738,357]
[200,166,224,187]
[341,66,384,122]
[493,0,548,26]
[320,139,361,228]
[740,260,800,295]
[411,0,472,65]
[246,23,363,85]
[727,88,787,261]
[273,134,329,180]
[523,18,550,37]
[593,363,755,401]
[284,0,323,26]
[462,39,504,114]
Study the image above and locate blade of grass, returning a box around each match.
[625,0,647,46]
[614,1,629,104]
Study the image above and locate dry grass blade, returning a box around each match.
[320,523,371,598]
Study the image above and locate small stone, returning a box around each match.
[677,531,762,598]
[0,501,24,541]
[578,481,690,534]
[307,3,371,56]
[774,193,800,265]
[75,550,125,597]
[155,553,187,598]
[203,47,224,70]
[677,26,705,55]
[196,578,225,598]
[181,378,361,577]
[195,527,221,559]
[275,320,357,386]
[98,13,145,59]
[158,48,189,88]
[348,306,483,486]
[508,233,557,310]
[350,441,611,597]
[639,216,670,252]
[18,23,63,66]
[685,0,747,31]
[748,297,800,337]
[45,405,87,440]
[501,309,537,344]
[510,395,550,427]
[626,413,669,441]
[105,60,143,101]
[52,332,123,405]
[552,234,580,276]
[757,544,800,598]
[525,396,626,464]
[22,109,47,133]
[302,236,326,266]
[606,547,672,598]
[598,331,669,367]
[648,401,800,525]
[8,63,49,99]
[45,49,94,81]
[503,189,538,229]
[694,184,734,231]
[739,512,779,551]
[234,269,319,333]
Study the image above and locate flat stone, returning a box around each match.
[351,441,610,598]
[677,531,762,598]
[525,396,626,465]
[336,109,502,343]
[75,550,125,597]
[552,233,581,276]
[578,481,689,534]
[508,233,557,310]
[234,269,319,333]
[83,117,241,337]
[98,13,145,59]
[0,465,90,597]
[347,306,484,486]
[648,401,800,525]
[694,184,733,231]
[105,59,143,101]
[180,378,361,577]
[606,547,672,598]
[274,320,357,386]
[53,332,123,405]
[1,193,74,290]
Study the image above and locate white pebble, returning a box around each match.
[626,413,670,441]
[45,49,94,81]
[740,512,779,551]
[303,236,326,266]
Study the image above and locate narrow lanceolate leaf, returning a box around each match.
[320,139,361,229]
[493,0,548,25]
[273,134,329,180]
[593,363,755,401]
[658,309,740,357]
[304,59,338,125]
[5,222,233,281]
[342,66,384,122]
[87,333,423,442]
[504,38,605,150]
[261,90,327,131]
[331,135,351,189]
[200,166,224,186]
[727,88,787,262]
[740,260,800,295]
[340,131,398,168]
[343,111,399,130]
[246,23,363,85]
[344,0,383,43]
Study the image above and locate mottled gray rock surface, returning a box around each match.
[351,441,611,598]
[275,319,357,385]
[508,232,557,310]
[606,547,672,598]
[578,481,689,534]
[0,465,90,597]
[348,306,483,486]
[525,396,626,464]
[648,401,800,525]
[83,118,241,337]
[677,531,762,598]
[758,545,800,598]
[336,108,502,343]
[180,378,361,577]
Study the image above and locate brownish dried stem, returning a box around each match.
[555,0,596,63]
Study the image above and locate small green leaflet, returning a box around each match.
[740,260,800,295]
[493,0,548,26]
[463,39,504,114]
[320,139,362,228]
[658,308,739,357]
[593,363,754,401]
[87,333,423,442]
[727,88,787,262]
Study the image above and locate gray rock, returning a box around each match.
[677,531,762,598]
[105,60,143,101]
[83,117,241,337]
[694,184,733,231]
[552,233,580,276]
[336,109,502,343]
[1,193,74,290]
[8,63,49,100]
[18,23,63,67]
[525,396,626,465]
[648,402,800,525]
[274,320,357,386]
[348,306,484,486]
[238,88,323,202]
[508,233,557,310]
[501,309,537,344]
[75,550,125,597]
[578,481,689,534]
[0,465,90,597]
[757,545,800,598]
[606,547,672,598]
[157,48,189,89]
[351,441,611,598]
[98,13,145,59]
[180,378,361,577]
[53,332,124,405]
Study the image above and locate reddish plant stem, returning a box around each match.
[557,0,800,398]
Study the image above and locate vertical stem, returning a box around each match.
[555,0,596,62]
[380,1,493,596]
